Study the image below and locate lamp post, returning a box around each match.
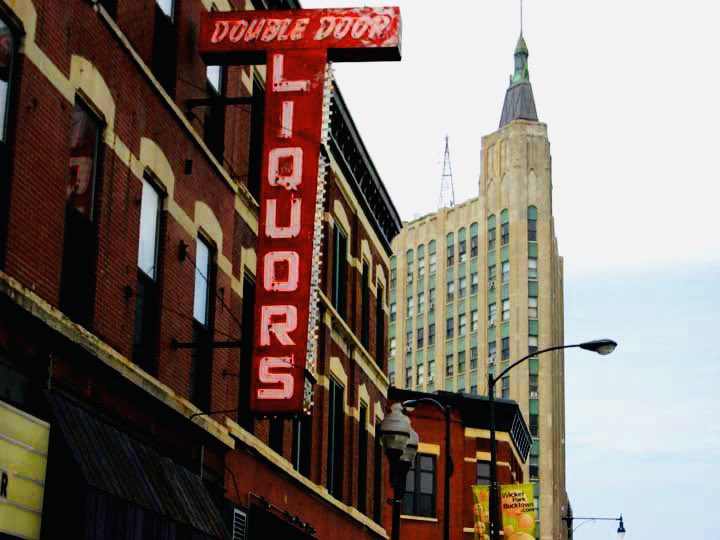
[380,403,418,540]
[487,339,617,540]
[401,398,453,540]
[562,513,626,539]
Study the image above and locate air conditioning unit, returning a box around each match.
[489,319,497,328]
[429,302,435,312]
[405,345,413,353]
[530,391,539,399]
[488,280,496,289]
[488,354,496,365]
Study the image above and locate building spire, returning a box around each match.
[499,16,538,127]
[438,136,455,209]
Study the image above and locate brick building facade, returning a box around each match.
[385,388,531,540]
[0,1,401,539]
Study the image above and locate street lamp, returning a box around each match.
[487,339,618,540]
[380,403,417,540]
[563,513,626,539]
[401,397,453,540]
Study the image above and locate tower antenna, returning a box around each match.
[438,135,455,209]
[520,0,524,35]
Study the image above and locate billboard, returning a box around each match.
[0,400,50,540]
[472,483,536,540]
[199,8,401,414]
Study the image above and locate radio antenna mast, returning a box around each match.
[438,135,455,209]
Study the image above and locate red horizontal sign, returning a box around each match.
[199,7,401,63]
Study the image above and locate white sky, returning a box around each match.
[301,1,720,538]
[304,0,720,277]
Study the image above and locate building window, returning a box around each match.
[488,264,497,281]
[418,292,425,315]
[361,261,370,348]
[530,455,539,479]
[358,405,368,513]
[428,360,435,383]
[373,419,384,523]
[501,210,510,245]
[470,224,479,258]
[390,267,397,290]
[327,378,345,499]
[471,310,479,332]
[488,303,497,322]
[471,272,478,295]
[247,76,264,199]
[528,206,537,242]
[406,249,414,283]
[237,274,255,431]
[429,252,437,274]
[417,327,424,349]
[402,454,436,517]
[470,347,478,369]
[418,258,425,280]
[487,215,496,251]
[133,176,163,373]
[292,414,312,477]
[60,101,103,326]
[332,224,348,318]
[406,296,414,318]
[502,337,510,360]
[405,366,413,388]
[458,239,467,263]
[488,341,497,362]
[528,257,538,280]
[529,336,538,356]
[428,323,435,346]
[446,281,454,303]
[446,317,454,339]
[502,261,510,283]
[204,65,225,160]
[389,337,397,358]
[429,287,436,312]
[446,233,454,267]
[417,364,425,386]
[476,461,491,485]
[389,369,396,385]
[390,302,397,322]
[406,329,412,349]
[458,350,465,373]
[152,0,177,95]
[458,276,467,298]
[0,16,15,145]
[529,374,538,394]
[375,283,385,369]
[502,299,510,321]
[190,236,216,410]
[269,418,284,455]
[501,376,510,398]
[445,354,454,376]
[529,296,538,319]
[458,314,467,336]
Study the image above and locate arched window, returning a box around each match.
[501,209,510,245]
[428,240,437,274]
[406,248,414,284]
[470,223,479,258]
[417,244,425,279]
[458,228,467,263]
[487,215,496,251]
[446,232,454,266]
[528,206,538,242]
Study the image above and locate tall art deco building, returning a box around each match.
[388,36,568,540]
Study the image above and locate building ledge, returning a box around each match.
[401,515,438,523]
[0,270,234,448]
[224,417,389,538]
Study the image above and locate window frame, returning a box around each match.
[402,454,437,517]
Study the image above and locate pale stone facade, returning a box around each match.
[388,37,568,540]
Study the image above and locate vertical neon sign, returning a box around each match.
[200,7,401,414]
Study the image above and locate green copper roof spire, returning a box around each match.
[499,34,538,127]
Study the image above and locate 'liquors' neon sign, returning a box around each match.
[200,7,401,414]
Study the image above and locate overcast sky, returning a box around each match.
[303,1,719,538]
